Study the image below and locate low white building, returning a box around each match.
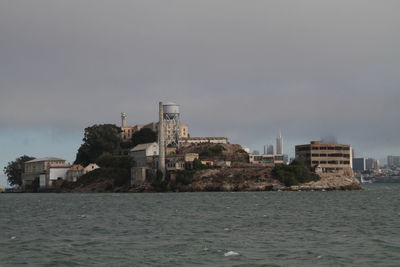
[84,163,100,174]
[130,142,159,167]
[40,164,71,188]
[249,154,285,166]
[66,165,85,182]
[180,137,229,144]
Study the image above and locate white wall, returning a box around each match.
[48,167,69,181]
[145,144,159,157]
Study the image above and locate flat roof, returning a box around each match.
[25,157,66,163]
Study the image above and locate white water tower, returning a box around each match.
[162,102,181,147]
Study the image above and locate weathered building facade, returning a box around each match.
[22,157,67,187]
[295,141,352,173]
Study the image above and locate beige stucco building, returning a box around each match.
[295,141,352,173]
[22,157,67,187]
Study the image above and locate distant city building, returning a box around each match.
[387,155,400,168]
[252,150,260,155]
[352,158,366,172]
[295,141,352,173]
[365,158,379,170]
[276,131,283,154]
[283,154,289,164]
[264,144,274,155]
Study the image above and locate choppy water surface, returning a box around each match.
[1,184,400,266]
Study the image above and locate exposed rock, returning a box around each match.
[171,167,361,192]
[288,172,362,191]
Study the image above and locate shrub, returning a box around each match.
[77,168,130,187]
[272,159,320,186]
[96,153,132,169]
[200,144,225,158]
[175,170,195,185]
[236,149,250,162]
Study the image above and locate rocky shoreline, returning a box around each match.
[56,166,361,193]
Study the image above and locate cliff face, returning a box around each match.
[173,167,282,192]
[170,167,361,192]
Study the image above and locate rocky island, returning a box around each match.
[58,143,361,193]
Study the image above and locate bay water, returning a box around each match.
[1,184,400,266]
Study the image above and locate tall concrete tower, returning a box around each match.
[276,131,283,154]
[158,102,166,180]
[121,112,127,127]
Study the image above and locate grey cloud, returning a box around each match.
[0,0,400,161]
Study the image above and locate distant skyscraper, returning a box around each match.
[387,155,400,168]
[365,158,379,170]
[353,158,366,171]
[276,131,283,154]
[264,144,274,155]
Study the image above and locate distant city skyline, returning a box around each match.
[1,1,400,186]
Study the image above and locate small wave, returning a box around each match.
[10,236,16,240]
[224,251,239,256]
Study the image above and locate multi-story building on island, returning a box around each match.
[22,157,69,188]
[119,113,144,142]
[295,141,352,173]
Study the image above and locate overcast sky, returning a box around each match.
[1,1,399,186]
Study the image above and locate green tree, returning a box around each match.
[132,128,157,147]
[74,124,121,166]
[272,159,320,187]
[3,155,35,187]
[96,153,133,169]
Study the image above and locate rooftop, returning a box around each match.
[25,157,66,163]
[131,142,158,152]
